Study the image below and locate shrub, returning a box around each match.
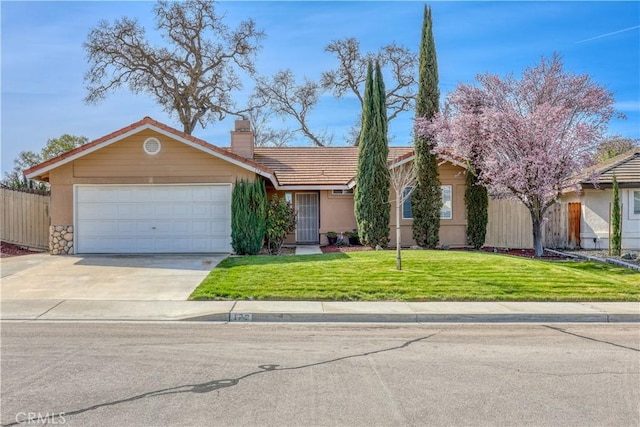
[611,175,622,256]
[265,195,297,255]
[465,169,488,249]
[231,179,266,255]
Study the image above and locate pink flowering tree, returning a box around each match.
[416,54,617,257]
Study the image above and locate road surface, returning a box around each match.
[2,322,638,426]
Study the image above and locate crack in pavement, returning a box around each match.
[465,362,638,377]
[543,325,640,352]
[1,333,438,426]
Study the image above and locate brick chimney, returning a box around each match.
[230,119,254,159]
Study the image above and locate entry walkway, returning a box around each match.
[295,245,323,255]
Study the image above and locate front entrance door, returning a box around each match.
[295,193,319,243]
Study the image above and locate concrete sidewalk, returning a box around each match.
[1,299,638,323]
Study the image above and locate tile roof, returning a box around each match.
[254,147,414,186]
[574,148,640,187]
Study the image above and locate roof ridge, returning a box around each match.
[577,147,640,182]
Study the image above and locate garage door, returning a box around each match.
[76,185,231,253]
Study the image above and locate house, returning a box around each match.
[25,117,468,254]
[560,148,640,250]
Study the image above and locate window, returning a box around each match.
[402,185,452,220]
[441,185,452,219]
[332,189,354,195]
[634,191,640,215]
[402,187,414,219]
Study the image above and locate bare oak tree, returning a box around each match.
[322,38,417,145]
[322,38,417,122]
[84,0,264,134]
[255,38,417,146]
[253,70,332,147]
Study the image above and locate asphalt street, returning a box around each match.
[1,322,639,427]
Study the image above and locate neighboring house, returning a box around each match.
[25,117,467,254]
[560,148,640,250]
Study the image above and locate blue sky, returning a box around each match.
[1,1,639,174]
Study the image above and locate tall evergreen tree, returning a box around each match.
[610,174,622,256]
[412,4,442,248]
[355,61,390,248]
[231,179,266,255]
[465,167,488,249]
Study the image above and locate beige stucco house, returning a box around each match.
[560,148,640,250]
[25,117,467,254]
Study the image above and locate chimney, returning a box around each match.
[230,119,254,159]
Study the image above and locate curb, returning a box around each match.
[2,300,638,323]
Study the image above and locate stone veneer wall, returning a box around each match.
[50,225,74,255]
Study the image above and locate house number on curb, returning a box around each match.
[231,313,252,322]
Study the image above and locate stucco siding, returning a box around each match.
[389,162,467,248]
[579,188,640,250]
[319,191,358,244]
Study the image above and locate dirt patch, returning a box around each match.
[478,247,573,261]
[1,241,44,258]
[258,246,296,256]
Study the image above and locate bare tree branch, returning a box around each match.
[255,37,417,146]
[253,70,331,147]
[245,106,295,147]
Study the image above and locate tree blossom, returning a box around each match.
[416,53,617,256]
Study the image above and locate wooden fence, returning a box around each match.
[1,188,50,249]
[485,198,572,249]
[485,198,534,249]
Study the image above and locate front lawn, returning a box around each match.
[189,250,640,301]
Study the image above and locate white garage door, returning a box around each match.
[76,185,231,253]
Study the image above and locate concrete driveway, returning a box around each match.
[1,253,228,300]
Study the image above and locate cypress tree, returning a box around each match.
[355,61,390,248]
[611,174,622,256]
[465,167,488,249]
[231,179,266,255]
[412,4,442,248]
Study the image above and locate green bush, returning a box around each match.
[231,179,266,255]
[265,195,297,255]
[611,175,622,256]
[465,169,488,249]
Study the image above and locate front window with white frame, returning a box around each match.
[402,185,453,220]
[631,190,640,219]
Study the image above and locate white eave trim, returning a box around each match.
[388,154,414,170]
[25,123,277,185]
[274,184,351,191]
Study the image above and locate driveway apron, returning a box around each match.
[0,254,227,300]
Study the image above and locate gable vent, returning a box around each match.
[143,137,161,155]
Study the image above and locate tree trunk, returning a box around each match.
[396,189,402,270]
[531,216,544,258]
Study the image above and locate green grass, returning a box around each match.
[189,250,640,302]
